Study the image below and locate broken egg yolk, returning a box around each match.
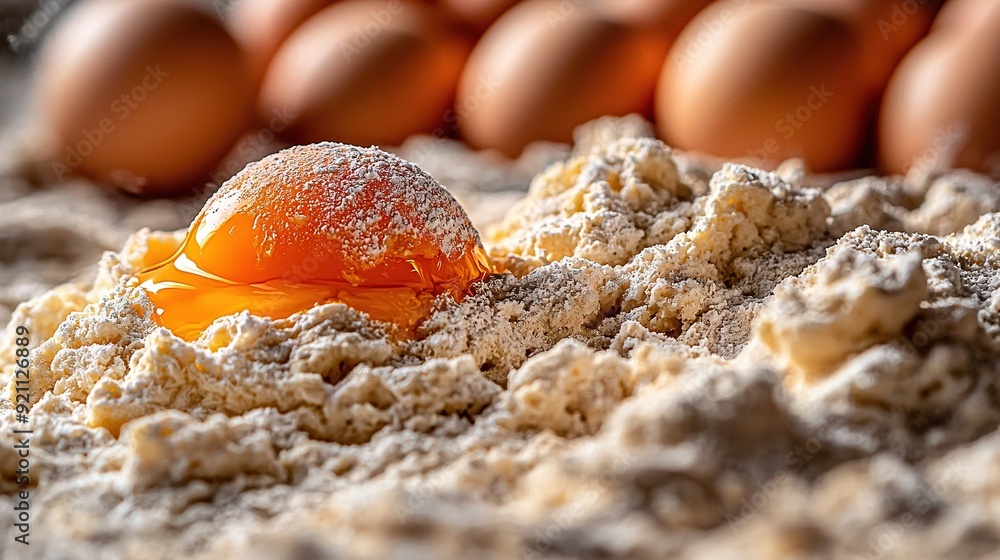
[135,142,492,341]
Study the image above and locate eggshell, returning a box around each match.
[227,0,338,83]
[258,0,468,146]
[878,20,1000,177]
[457,0,668,157]
[38,0,254,195]
[657,2,872,172]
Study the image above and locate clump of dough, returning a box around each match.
[756,243,929,384]
[499,339,631,437]
[905,171,1000,235]
[487,137,695,276]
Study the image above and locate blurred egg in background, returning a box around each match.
[656,2,872,172]
[257,0,468,147]
[36,0,254,195]
[457,0,667,158]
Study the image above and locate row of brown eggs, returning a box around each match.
[36,0,1000,196]
[659,0,1000,176]
[204,0,1000,178]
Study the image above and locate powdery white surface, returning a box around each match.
[1,134,1000,560]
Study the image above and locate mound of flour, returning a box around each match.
[2,134,1000,560]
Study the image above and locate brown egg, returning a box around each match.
[782,0,938,87]
[878,20,1000,177]
[227,0,337,83]
[657,2,871,172]
[457,0,668,157]
[258,0,468,146]
[434,0,521,32]
[38,0,254,195]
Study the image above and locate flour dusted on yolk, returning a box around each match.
[135,142,492,341]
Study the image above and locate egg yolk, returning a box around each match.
[135,143,492,341]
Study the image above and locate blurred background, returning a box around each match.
[0,0,998,323]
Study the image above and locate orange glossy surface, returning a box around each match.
[136,143,492,341]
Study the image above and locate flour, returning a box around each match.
[2,128,1000,560]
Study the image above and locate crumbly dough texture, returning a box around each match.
[3,130,1000,560]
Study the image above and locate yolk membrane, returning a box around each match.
[134,143,492,341]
